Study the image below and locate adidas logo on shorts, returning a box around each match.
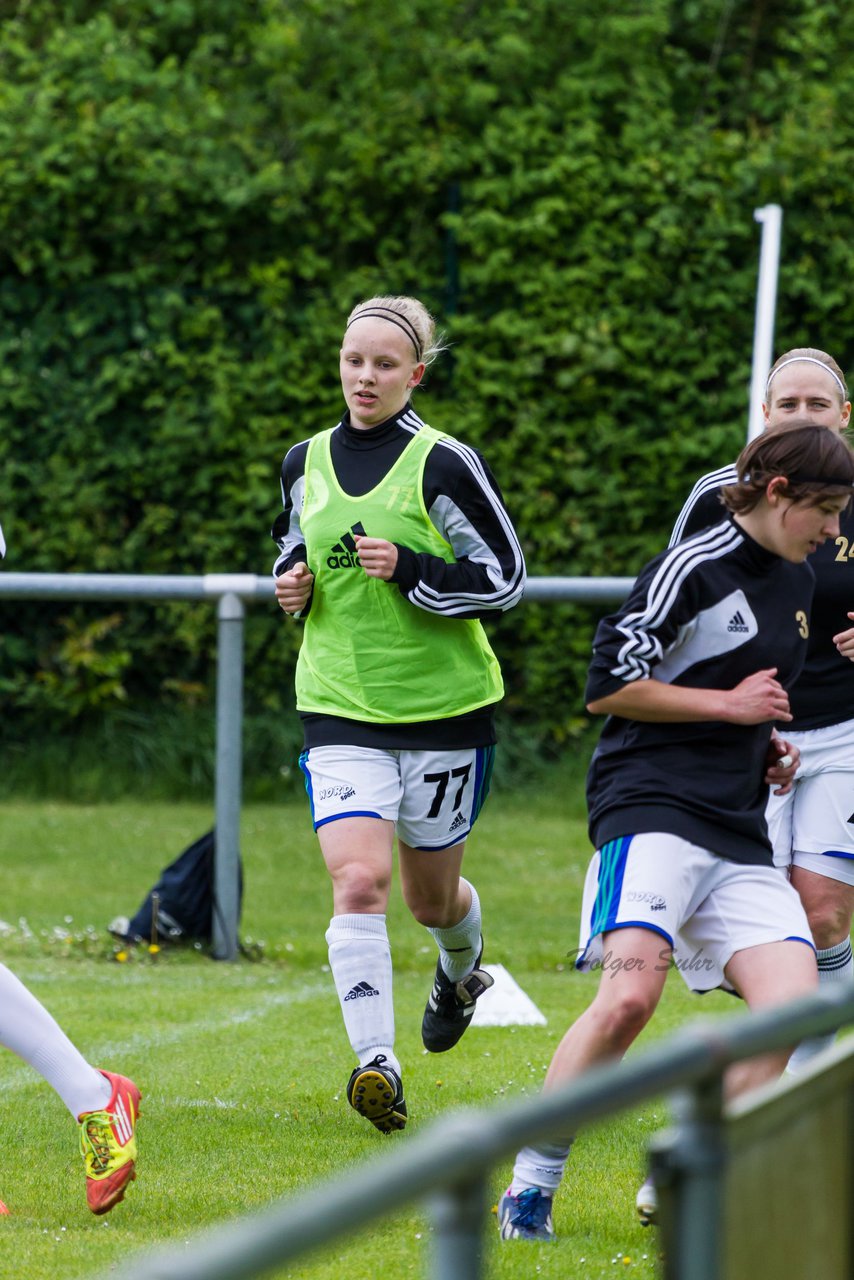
[727,610,749,633]
[327,523,366,570]
[344,981,379,1001]
[448,811,467,834]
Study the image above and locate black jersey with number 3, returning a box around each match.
[670,463,854,729]
[586,517,815,865]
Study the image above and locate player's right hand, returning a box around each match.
[832,611,854,661]
[727,668,791,724]
[275,562,314,614]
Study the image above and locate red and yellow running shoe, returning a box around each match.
[78,1071,141,1215]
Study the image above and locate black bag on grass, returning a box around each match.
[110,829,243,946]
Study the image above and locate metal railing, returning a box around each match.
[0,572,634,960]
[96,981,854,1280]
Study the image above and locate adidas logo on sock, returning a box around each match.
[344,980,379,1001]
[727,611,749,633]
[327,522,366,570]
[448,811,467,834]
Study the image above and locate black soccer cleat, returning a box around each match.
[346,1055,407,1134]
[421,944,494,1053]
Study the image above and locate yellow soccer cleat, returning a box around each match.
[78,1070,141,1215]
[346,1055,407,1134]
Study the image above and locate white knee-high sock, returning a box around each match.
[428,879,483,981]
[0,963,112,1117]
[788,937,853,1073]
[509,1140,574,1194]
[325,914,399,1074]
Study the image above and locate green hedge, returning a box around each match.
[2,0,854,771]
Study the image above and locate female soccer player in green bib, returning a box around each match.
[272,296,525,1133]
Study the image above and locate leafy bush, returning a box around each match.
[2,0,854,776]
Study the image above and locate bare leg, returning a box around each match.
[319,816,395,915]
[506,928,670,1205]
[400,838,490,1051]
[542,928,670,1094]
[724,940,818,1097]
[791,865,854,950]
[398,837,469,926]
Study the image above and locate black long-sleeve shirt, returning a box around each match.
[670,464,854,730]
[271,403,526,749]
[586,518,814,864]
[272,405,525,614]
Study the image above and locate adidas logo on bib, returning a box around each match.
[327,523,366,570]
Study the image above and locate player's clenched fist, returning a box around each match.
[354,535,399,580]
[275,562,314,614]
[726,667,792,724]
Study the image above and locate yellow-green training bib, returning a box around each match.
[296,425,504,723]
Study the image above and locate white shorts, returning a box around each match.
[766,717,854,885]
[298,744,495,851]
[576,833,814,993]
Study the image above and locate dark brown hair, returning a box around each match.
[722,422,854,515]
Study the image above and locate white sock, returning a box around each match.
[788,937,853,1073]
[428,879,483,981]
[325,914,399,1075]
[0,963,112,1117]
[509,1140,573,1195]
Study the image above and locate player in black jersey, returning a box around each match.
[499,424,854,1243]
[671,349,854,1076]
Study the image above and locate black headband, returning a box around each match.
[787,473,854,488]
[345,307,422,359]
[742,472,854,490]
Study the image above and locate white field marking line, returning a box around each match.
[168,1096,309,1111]
[0,980,330,1097]
[178,1097,243,1110]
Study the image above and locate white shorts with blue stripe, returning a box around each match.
[766,716,854,885]
[299,744,495,851]
[576,833,814,993]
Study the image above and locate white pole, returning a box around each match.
[747,204,783,440]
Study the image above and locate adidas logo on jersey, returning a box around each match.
[727,610,749,633]
[344,981,379,1001]
[326,523,366,570]
[448,811,467,834]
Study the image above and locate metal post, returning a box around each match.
[651,1075,725,1280]
[428,1177,487,1280]
[213,591,244,960]
[747,203,783,441]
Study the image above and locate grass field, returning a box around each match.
[0,785,747,1279]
